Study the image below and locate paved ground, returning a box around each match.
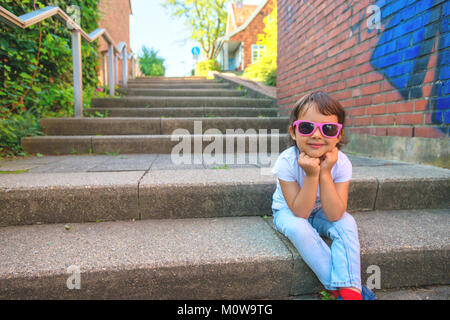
[292,284,450,300]
[0,152,413,173]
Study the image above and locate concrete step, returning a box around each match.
[134,76,207,80]
[85,107,279,118]
[118,88,245,97]
[127,79,219,85]
[38,117,289,136]
[91,97,275,109]
[0,209,448,299]
[21,133,289,155]
[1,163,449,226]
[126,83,231,89]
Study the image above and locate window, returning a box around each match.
[251,44,266,64]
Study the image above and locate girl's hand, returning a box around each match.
[298,152,321,177]
[319,147,339,173]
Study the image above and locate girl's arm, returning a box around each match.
[319,147,349,222]
[279,152,321,219]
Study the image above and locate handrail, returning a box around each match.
[0,5,136,117]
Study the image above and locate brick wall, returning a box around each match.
[230,0,275,69]
[277,0,449,139]
[97,0,132,84]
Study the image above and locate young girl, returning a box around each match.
[271,91,374,300]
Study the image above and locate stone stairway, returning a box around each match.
[1,76,449,299]
[21,77,285,155]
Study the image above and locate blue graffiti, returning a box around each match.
[371,0,450,134]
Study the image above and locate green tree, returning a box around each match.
[138,46,166,76]
[243,0,277,86]
[162,0,230,59]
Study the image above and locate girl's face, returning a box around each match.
[289,104,343,158]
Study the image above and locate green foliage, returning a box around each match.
[0,110,44,158]
[138,46,166,76]
[195,59,220,77]
[0,0,101,158]
[243,0,277,86]
[162,0,230,59]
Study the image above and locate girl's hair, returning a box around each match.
[286,91,348,149]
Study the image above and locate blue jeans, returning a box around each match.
[272,206,361,291]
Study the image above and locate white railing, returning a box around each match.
[0,5,137,117]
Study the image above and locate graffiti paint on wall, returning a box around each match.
[371,0,450,134]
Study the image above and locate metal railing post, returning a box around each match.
[102,53,107,86]
[114,54,118,85]
[108,43,115,96]
[122,49,128,88]
[71,29,83,117]
[131,55,136,79]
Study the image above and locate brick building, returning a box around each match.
[216,0,275,71]
[277,0,449,166]
[97,0,133,85]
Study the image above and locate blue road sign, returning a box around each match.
[191,47,200,56]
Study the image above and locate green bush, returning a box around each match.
[195,59,221,77]
[0,0,101,158]
[138,46,166,76]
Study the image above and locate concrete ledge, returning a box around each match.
[38,117,289,136]
[0,172,143,226]
[0,209,448,299]
[343,133,450,169]
[119,88,244,97]
[21,136,92,155]
[22,133,290,155]
[213,72,276,101]
[85,107,279,118]
[127,83,231,89]
[91,96,275,109]
[0,165,448,226]
[0,217,292,299]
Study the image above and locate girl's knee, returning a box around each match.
[333,212,359,238]
[284,217,312,240]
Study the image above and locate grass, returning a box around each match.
[320,290,337,300]
[105,149,120,156]
[0,169,30,174]
[210,164,229,169]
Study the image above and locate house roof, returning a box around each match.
[232,3,258,28]
[224,0,270,40]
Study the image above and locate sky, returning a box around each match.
[130,0,265,77]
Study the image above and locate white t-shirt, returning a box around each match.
[271,146,353,211]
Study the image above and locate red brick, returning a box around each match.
[385,92,403,103]
[387,102,414,113]
[387,127,413,137]
[348,107,366,116]
[368,127,387,136]
[355,96,372,106]
[396,113,424,125]
[414,127,447,138]
[365,72,384,83]
[373,95,384,104]
[353,117,371,126]
[367,105,386,115]
[361,83,380,95]
[373,115,394,125]
[414,99,429,111]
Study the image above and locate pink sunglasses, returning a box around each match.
[293,120,343,138]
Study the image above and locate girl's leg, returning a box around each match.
[272,207,337,290]
[310,209,362,291]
